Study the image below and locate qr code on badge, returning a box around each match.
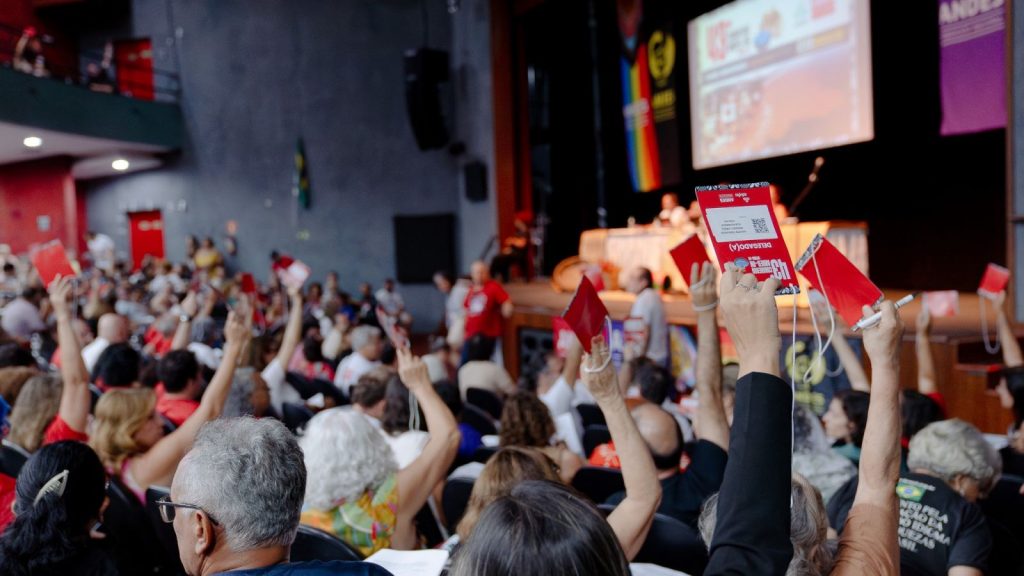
[751,217,769,234]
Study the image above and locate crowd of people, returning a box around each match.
[0,233,1022,575]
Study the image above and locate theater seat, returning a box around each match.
[471,445,498,464]
[582,424,612,458]
[466,387,503,420]
[292,524,364,562]
[442,477,476,531]
[281,402,315,432]
[598,504,708,574]
[570,466,625,504]
[576,403,606,428]
[103,477,180,574]
[145,486,185,571]
[461,404,497,436]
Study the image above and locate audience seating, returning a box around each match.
[281,402,315,432]
[145,486,187,573]
[980,474,1024,574]
[285,371,348,406]
[414,502,446,547]
[104,477,180,574]
[576,403,606,428]
[291,524,364,562]
[570,466,625,504]
[598,504,708,574]
[466,387,503,420]
[441,477,476,531]
[582,424,612,458]
[461,404,497,436]
[471,445,498,463]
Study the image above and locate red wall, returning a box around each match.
[0,157,86,257]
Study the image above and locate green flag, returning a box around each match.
[294,138,311,209]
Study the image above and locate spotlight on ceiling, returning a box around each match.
[111,158,130,171]
[23,136,42,148]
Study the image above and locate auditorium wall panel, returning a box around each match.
[83,0,497,331]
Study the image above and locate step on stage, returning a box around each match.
[500,281,1018,435]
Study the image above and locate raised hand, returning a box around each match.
[48,275,74,318]
[581,335,619,402]
[690,261,718,311]
[719,263,781,378]
[397,347,430,391]
[916,301,931,335]
[862,301,904,368]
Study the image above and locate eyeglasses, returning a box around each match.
[156,495,220,525]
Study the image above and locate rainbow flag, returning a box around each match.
[621,44,661,193]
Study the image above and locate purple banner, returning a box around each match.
[939,0,1006,136]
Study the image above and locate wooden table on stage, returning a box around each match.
[578,221,869,303]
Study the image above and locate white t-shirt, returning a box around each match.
[375,288,404,316]
[81,337,111,373]
[333,352,381,396]
[87,234,115,270]
[260,358,303,415]
[383,430,430,469]
[630,288,669,365]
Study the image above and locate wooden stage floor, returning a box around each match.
[501,280,1019,434]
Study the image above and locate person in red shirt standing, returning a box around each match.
[461,261,513,366]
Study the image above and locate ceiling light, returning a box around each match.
[23,136,42,148]
[111,158,130,171]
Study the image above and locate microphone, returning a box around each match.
[789,156,827,215]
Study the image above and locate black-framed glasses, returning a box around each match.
[156,495,220,525]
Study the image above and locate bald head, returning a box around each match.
[97,314,130,344]
[471,260,490,285]
[632,403,682,471]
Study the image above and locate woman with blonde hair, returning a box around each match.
[89,299,250,503]
[454,446,561,540]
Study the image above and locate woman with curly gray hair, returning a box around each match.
[300,349,460,556]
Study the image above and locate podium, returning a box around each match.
[578,221,868,300]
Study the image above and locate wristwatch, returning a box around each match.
[179,313,193,323]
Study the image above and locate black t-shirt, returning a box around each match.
[999,445,1024,478]
[605,439,728,529]
[829,472,992,575]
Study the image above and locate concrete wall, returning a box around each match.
[83,0,497,331]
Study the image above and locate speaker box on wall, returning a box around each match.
[394,213,456,283]
[464,161,487,201]
[404,48,450,151]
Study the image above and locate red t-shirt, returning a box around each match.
[43,415,89,445]
[463,281,510,339]
[156,383,199,427]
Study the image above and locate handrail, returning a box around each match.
[0,20,181,102]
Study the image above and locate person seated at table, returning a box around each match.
[655,192,692,231]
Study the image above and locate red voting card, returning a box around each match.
[978,263,1010,299]
[276,260,310,290]
[31,240,76,288]
[552,317,576,358]
[695,183,799,295]
[669,235,711,287]
[795,234,882,326]
[561,276,609,353]
[924,291,959,317]
[240,273,257,295]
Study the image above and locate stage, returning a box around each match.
[500,281,1020,435]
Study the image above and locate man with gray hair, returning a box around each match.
[166,416,391,575]
[334,326,383,396]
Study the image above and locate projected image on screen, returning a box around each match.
[688,0,873,170]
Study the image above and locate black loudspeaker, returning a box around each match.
[394,213,456,283]
[464,161,487,201]
[404,48,450,150]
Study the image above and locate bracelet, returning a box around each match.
[581,354,612,373]
[692,300,718,312]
